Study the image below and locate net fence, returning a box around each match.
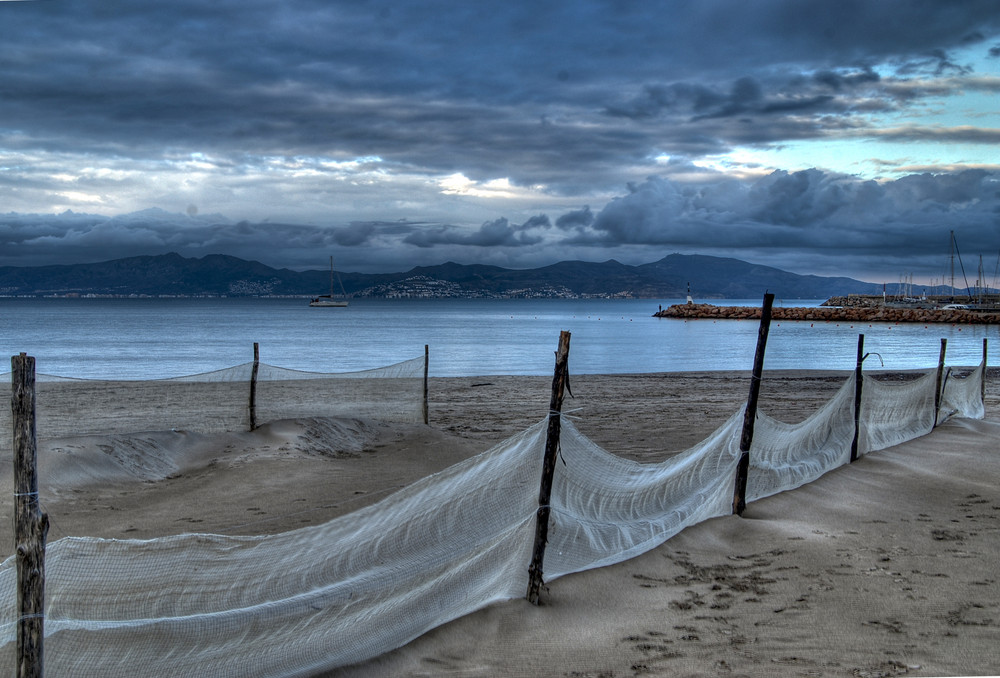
[0,359,987,676]
[0,356,426,448]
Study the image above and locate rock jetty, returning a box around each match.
[655,302,1000,324]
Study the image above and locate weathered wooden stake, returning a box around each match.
[526,330,571,605]
[249,342,260,431]
[422,344,429,426]
[982,338,988,405]
[732,293,773,516]
[12,353,48,678]
[934,338,947,427]
[849,334,866,462]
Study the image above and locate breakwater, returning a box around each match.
[655,302,1000,324]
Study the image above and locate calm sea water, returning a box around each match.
[1,297,995,379]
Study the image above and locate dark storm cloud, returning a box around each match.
[555,207,594,230]
[3,0,1000,194]
[606,77,843,122]
[0,209,387,270]
[565,169,1000,278]
[4,169,998,282]
[812,67,881,91]
[403,216,548,248]
[331,222,378,247]
[0,208,558,271]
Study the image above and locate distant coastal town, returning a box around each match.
[349,276,634,299]
[1,275,637,300]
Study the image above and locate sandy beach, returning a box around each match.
[3,369,999,677]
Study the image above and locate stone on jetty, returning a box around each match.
[654,302,1000,324]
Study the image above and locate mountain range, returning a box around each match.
[0,252,894,299]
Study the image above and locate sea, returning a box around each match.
[1,297,995,379]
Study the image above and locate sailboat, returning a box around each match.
[309,256,349,307]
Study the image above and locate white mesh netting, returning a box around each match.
[746,374,857,502]
[0,356,426,448]
[0,359,987,676]
[938,363,986,422]
[858,370,939,455]
[0,423,544,677]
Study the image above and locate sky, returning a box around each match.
[1,0,1000,284]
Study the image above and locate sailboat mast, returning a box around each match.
[949,230,955,293]
[978,255,984,304]
[329,255,334,297]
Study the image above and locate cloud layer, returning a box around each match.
[4,168,997,284]
[1,1,999,279]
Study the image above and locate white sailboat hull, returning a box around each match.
[309,297,349,307]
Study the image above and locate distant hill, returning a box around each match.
[0,252,894,299]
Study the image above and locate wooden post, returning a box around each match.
[849,334,866,461]
[12,354,48,678]
[422,344,429,425]
[249,342,260,431]
[982,337,988,405]
[731,293,773,517]
[526,330,571,605]
[934,338,947,427]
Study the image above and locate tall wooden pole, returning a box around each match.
[12,354,48,678]
[850,334,868,461]
[526,330,571,605]
[934,338,947,427]
[982,338,988,406]
[422,344,429,425]
[732,293,773,517]
[249,342,260,431]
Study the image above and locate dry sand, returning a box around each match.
[3,370,999,677]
